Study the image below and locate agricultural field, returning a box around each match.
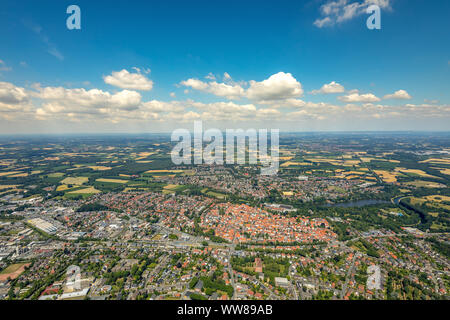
[67,187,101,194]
[280,161,313,167]
[279,156,294,161]
[419,158,450,165]
[145,170,184,174]
[0,263,30,281]
[394,168,440,179]
[423,195,450,203]
[0,171,21,177]
[48,172,65,178]
[8,173,28,178]
[403,180,446,188]
[61,177,89,185]
[407,195,450,215]
[374,170,398,183]
[56,185,72,192]
[162,184,186,194]
[435,168,450,175]
[86,166,112,171]
[0,185,17,190]
[96,178,129,184]
[201,188,226,199]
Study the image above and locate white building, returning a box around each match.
[275,277,290,288]
[367,265,381,290]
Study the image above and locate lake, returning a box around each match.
[326,200,389,208]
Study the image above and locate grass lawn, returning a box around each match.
[0,263,29,281]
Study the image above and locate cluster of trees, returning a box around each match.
[188,292,207,300]
[145,215,159,224]
[231,256,257,277]
[401,198,450,232]
[262,256,290,286]
[193,222,229,244]
[349,239,380,258]
[104,270,130,286]
[200,273,234,298]
[311,289,335,300]
[316,204,419,236]
[330,221,353,241]
[0,214,23,221]
[8,250,88,300]
[76,202,108,212]
[386,270,440,300]
[426,238,450,259]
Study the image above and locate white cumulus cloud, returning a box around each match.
[104,69,153,91]
[338,92,381,102]
[33,86,143,117]
[181,72,303,103]
[0,82,32,116]
[0,82,29,105]
[180,78,245,100]
[313,0,391,28]
[383,90,412,100]
[246,72,303,102]
[311,81,345,94]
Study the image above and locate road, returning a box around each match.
[340,251,359,299]
[226,246,237,299]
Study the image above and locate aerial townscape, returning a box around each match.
[0,134,448,300]
[0,0,449,305]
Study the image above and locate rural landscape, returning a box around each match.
[0,133,449,300]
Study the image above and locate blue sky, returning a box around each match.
[0,0,449,133]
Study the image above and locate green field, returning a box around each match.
[0,263,26,274]
[61,176,89,185]
[48,172,65,178]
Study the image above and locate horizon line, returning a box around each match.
[1,130,450,137]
